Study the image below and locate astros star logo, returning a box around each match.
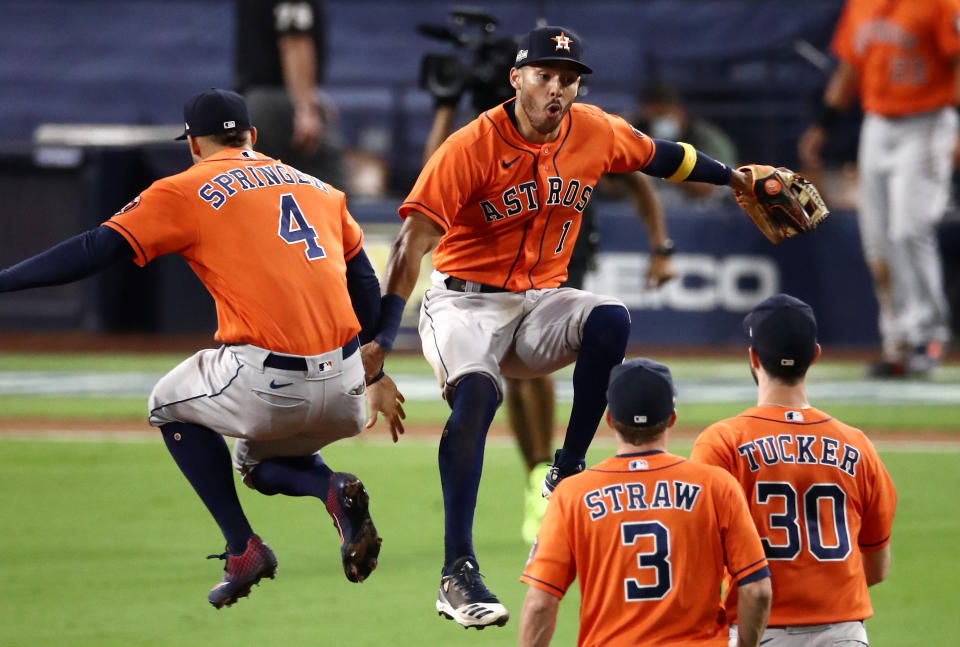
[552,32,572,51]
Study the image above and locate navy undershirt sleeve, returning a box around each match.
[0,225,134,292]
[344,248,381,344]
[642,139,733,185]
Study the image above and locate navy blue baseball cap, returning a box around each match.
[743,294,818,370]
[175,88,252,140]
[514,26,592,74]
[606,358,676,427]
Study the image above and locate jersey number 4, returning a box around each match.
[757,481,851,561]
[278,194,326,260]
[621,521,671,601]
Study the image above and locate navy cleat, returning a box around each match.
[436,556,509,629]
[207,534,277,609]
[325,472,382,583]
[541,449,585,498]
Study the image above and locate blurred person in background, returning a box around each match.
[235,0,346,189]
[629,80,739,206]
[799,0,960,377]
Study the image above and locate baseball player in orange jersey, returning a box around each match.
[0,89,405,608]
[690,294,898,646]
[799,0,960,377]
[363,25,762,627]
[518,358,772,647]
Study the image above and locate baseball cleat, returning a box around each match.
[436,556,509,629]
[541,449,585,498]
[207,534,278,609]
[325,472,382,583]
[523,462,551,543]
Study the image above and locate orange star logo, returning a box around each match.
[552,32,572,51]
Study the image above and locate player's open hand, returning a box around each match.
[364,373,406,442]
[645,255,676,290]
[360,341,388,383]
[292,104,323,154]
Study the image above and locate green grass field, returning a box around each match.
[0,351,958,646]
[0,438,957,646]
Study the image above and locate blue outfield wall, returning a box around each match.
[584,201,877,348]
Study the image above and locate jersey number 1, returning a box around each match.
[278,194,326,260]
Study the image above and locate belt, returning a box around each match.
[263,337,359,371]
[444,277,511,293]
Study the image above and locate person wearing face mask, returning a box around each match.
[632,80,739,204]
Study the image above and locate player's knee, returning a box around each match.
[582,304,631,353]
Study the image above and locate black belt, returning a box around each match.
[444,277,511,293]
[263,337,359,371]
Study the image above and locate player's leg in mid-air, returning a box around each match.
[149,342,380,609]
[502,289,630,498]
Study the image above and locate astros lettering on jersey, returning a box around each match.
[833,0,960,116]
[521,451,769,646]
[690,406,897,627]
[399,100,655,291]
[104,148,364,356]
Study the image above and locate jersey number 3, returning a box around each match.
[621,521,672,601]
[278,194,326,260]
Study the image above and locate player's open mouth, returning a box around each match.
[546,103,561,118]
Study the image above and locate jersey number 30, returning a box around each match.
[278,194,326,260]
[757,482,850,561]
[621,521,672,601]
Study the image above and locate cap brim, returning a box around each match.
[520,57,592,74]
[174,132,188,141]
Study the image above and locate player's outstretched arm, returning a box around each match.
[0,226,133,293]
[735,576,772,647]
[518,586,560,647]
[360,212,443,375]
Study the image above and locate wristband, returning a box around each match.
[651,239,675,256]
[373,293,406,353]
[366,367,385,386]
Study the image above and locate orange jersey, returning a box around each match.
[104,148,364,356]
[521,451,769,647]
[690,406,897,626]
[832,0,960,116]
[398,100,655,291]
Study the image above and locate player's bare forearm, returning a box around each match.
[518,587,560,647]
[626,172,668,246]
[383,211,443,300]
[823,60,858,110]
[735,578,772,647]
[861,544,891,586]
[278,34,322,151]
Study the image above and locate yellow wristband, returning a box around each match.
[666,142,697,182]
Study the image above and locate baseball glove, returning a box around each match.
[734,165,829,244]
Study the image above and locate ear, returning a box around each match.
[249,126,258,147]
[605,410,614,429]
[666,411,677,429]
[811,343,822,365]
[748,346,761,369]
[509,67,522,91]
[189,136,202,157]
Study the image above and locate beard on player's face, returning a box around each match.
[517,66,579,134]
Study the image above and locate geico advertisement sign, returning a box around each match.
[584,253,779,311]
